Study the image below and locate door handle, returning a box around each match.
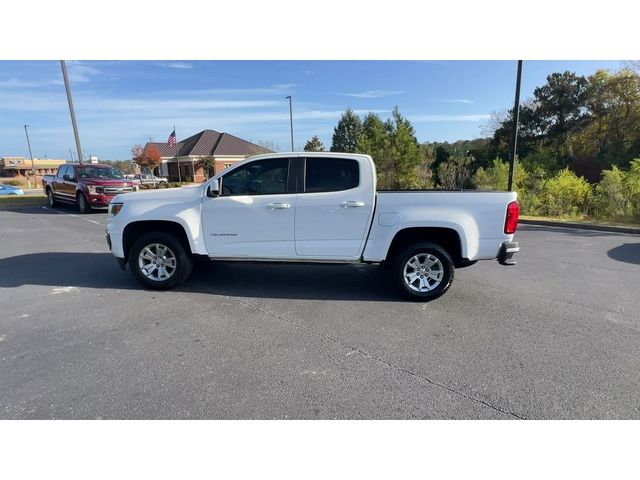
[267,202,291,209]
[340,201,365,208]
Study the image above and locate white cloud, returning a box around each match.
[430,98,475,104]
[271,83,298,90]
[63,62,101,83]
[0,78,47,88]
[157,62,194,69]
[341,90,405,98]
[409,114,490,122]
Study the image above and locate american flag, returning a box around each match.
[167,129,176,146]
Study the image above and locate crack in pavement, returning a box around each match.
[229,296,525,419]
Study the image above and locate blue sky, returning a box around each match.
[0,60,625,160]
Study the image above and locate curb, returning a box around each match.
[520,219,640,235]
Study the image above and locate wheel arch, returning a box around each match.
[122,220,193,260]
[385,227,466,267]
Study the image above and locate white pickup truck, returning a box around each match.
[106,152,519,300]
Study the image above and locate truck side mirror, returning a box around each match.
[206,179,220,198]
[63,174,71,181]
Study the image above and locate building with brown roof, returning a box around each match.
[143,129,272,182]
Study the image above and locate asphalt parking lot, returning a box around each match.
[1,204,639,419]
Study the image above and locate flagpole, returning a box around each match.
[174,125,181,183]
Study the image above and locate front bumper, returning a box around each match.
[498,241,519,266]
[105,229,127,270]
[87,193,116,208]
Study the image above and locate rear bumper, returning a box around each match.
[498,241,519,266]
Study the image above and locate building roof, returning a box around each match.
[1,157,67,169]
[144,130,272,158]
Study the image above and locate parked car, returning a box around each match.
[0,184,25,196]
[135,173,168,186]
[43,164,137,214]
[106,152,519,301]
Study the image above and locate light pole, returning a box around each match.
[286,96,294,151]
[508,60,523,191]
[24,124,35,188]
[60,60,85,165]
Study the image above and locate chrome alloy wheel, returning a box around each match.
[138,243,177,281]
[403,253,444,292]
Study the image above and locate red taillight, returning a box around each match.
[504,201,519,234]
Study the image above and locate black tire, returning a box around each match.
[77,192,91,214]
[46,188,58,207]
[128,231,194,290]
[392,242,455,301]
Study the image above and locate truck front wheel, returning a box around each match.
[128,232,194,290]
[392,242,455,301]
[77,192,91,214]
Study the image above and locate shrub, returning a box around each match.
[627,159,640,221]
[538,169,592,218]
[473,158,537,213]
[592,166,628,220]
[1,179,22,186]
[437,155,473,189]
[591,159,640,222]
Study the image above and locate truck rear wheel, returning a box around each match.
[128,231,194,290]
[392,242,454,301]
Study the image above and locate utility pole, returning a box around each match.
[175,126,181,182]
[508,60,523,191]
[24,124,35,188]
[60,60,85,165]
[69,148,75,163]
[286,96,294,151]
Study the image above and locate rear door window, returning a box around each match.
[304,157,359,193]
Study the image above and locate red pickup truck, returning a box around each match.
[42,163,137,213]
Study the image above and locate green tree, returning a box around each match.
[356,112,393,187]
[572,69,640,171]
[355,108,425,189]
[389,107,423,189]
[198,155,216,179]
[534,71,589,146]
[331,108,362,153]
[491,71,589,165]
[303,135,325,152]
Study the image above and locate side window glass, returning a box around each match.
[305,158,359,193]
[58,166,68,178]
[221,158,289,196]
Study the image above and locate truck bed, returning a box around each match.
[363,189,517,262]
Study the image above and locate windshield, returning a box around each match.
[77,167,124,179]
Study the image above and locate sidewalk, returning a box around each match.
[520,216,640,235]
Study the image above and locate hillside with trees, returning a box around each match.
[312,66,640,223]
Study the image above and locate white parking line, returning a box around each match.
[41,206,106,226]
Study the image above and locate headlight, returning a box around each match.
[86,185,97,194]
[108,202,124,217]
